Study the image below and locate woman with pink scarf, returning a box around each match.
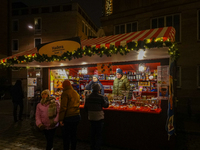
[35,89,60,150]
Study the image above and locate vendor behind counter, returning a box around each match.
[112,68,130,99]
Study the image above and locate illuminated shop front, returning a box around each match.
[0,26,178,149]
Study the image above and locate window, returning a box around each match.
[31,8,39,14]
[115,26,119,34]
[120,25,125,34]
[41,7,50,13]
[34,18,42,34]
[151,14,181,42]
[78,7,82,15]
[115,22,138,34]
[105,0,113,16]
[88,28,91,36]
[132,22,137,32]
[85,25,88,36]
[176,66,181,88]
[63,5,72,11]
[12,40,19,51]
[197,10,200,40]
[82,21,85,33]
[12,20,18,32]
[12,10,19,16]
[21,9,29,15]
[52,6,60,12]
[35,38,41,48]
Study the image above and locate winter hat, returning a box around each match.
[116,68,123,75]
[41,89,50,97]
[62,80,71,88]
[92,83,101,92]
[93,75,99,79]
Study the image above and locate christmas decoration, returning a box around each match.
[0,38,179,69]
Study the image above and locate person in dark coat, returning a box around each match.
[11,80,24,122]
[84,83,109,150]
[85,75,104,95]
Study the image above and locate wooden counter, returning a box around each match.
[77,100,175,150]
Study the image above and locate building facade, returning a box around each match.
[10,2,98,97]
[0,0,9,58]
[11,2,98,55]
[0,0,11,99]
[101,0,200,114]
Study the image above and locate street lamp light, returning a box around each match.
[28,25,33,29]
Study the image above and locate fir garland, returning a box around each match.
[0,39,179,69]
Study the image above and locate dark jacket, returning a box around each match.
[85,80,104,95]
[11,82,24,103]
[84,91,109,121]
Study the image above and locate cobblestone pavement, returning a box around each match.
[0,100,122,150]
[1,100,200,150]
[0,119,123,150]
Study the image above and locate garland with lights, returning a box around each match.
[0,38,179,69]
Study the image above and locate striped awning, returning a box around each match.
[1,47,38,63]
[1,27,175,63]
[81,26,175,48]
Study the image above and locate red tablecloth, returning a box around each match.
[79,105,161,114]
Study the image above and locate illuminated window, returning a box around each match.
[105,0,113,16]
[34,18,42,34]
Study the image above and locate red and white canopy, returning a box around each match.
[81,26,175,48]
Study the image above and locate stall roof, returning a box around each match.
[1,27,175,68]
[81,26,175,48]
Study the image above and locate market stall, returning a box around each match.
[0,26,179,149]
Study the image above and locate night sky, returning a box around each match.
[12,0,103,28]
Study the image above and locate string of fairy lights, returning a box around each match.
[0,38,179,70]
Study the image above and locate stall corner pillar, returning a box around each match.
[42,68,49,90]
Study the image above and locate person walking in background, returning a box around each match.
[35,89,60,150]
[11,80,24,123]
[84,83,109,150]
[59,80,80,150]
[86,75,104,95]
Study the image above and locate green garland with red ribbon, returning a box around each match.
[0,38,179,69]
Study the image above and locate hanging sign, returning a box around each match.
[97,63,112,74]
[28,86,34,97]
[38,37,81,57]
[157,66,169,100]
[28,78,37,86]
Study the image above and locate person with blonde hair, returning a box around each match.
[35,89,60,150]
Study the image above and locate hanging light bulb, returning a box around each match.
[139,63,145,72]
